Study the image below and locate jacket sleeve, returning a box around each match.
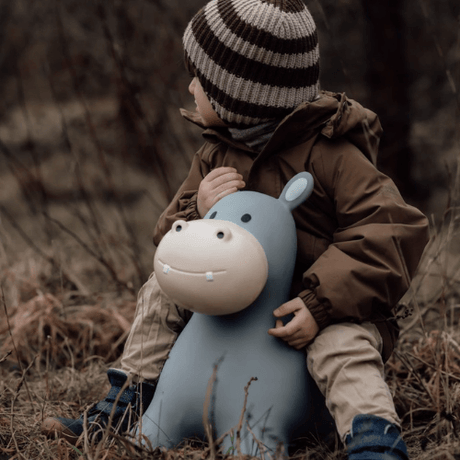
[299,139,430,330]
[153,147,211,247]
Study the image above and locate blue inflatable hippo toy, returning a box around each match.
[139,172,335,455]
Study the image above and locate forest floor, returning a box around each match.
[0,94,460,459]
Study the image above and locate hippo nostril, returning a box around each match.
[172,220,188,233]
[214,227,232,241]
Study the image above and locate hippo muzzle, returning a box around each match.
[154,219,268,315]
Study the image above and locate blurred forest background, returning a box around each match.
[0,0,459,458]
[0,0,458,295]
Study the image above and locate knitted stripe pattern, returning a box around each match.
[183,0,320,127]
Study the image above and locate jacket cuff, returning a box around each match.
[184,192,202,221]
[299,289,332,331]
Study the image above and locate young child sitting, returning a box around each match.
[42,1,429,458]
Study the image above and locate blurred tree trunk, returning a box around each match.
[362,1,422,201]
[0,3,30,118]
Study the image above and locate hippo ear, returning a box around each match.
[279,172,314,212]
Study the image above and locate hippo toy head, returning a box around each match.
[153,172,314,315]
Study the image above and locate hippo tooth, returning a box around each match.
[206,272,214,282]
[163,264,171,275]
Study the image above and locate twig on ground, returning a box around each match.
[0,350,12,364]
[246,423,269,460]
[236,377,258,458]
[1,287,35,407]
[83,405,91,457]
[393,350,438,407]
[404,350,460,383]
[202,364,218,460]
[9,355,37,460]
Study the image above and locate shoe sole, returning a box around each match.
[41,417,81,445]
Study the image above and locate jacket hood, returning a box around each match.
[180,91,382,165]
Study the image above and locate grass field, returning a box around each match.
[1,209,460,460]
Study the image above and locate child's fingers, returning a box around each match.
[197,168,244,217]
[288,338,309,350]
[268,321,299,338]
[266,319,284,333]
[269,323,314,349]
[267,326,285,338]
[205,167,239,181]
[208,172,244,190]
[268,300,319,347]
[214,179,246,197]
[273,301,301,318]
[211,186,240,207]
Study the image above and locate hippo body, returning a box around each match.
[139,173,334,455]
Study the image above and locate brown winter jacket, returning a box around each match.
[153,91,429,362]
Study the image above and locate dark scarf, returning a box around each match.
[228,119,281,153]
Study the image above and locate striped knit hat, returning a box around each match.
[183,0,320,127]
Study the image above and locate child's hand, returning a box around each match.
[268,298,319,349]
[197,167,245,217]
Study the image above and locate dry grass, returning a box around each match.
[0,172,459,460]
[1,292,135,369]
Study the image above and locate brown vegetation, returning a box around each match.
[1,214,460,458]
[0,0,459,458]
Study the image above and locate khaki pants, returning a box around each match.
[306,322,400,439]
[120,273,400,440]
[120,273,193,381]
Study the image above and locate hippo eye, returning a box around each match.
[176,225,182,232]
[241,214,252,223]
[217,232,224,239]
[210,212,217,219]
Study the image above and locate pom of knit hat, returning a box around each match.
[183,0,320,127]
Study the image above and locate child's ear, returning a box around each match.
[278,172,314,212]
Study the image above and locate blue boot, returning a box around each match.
[41,369,156,444]
[345,414,409,460]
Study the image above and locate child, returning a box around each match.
[42,1,429,458]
